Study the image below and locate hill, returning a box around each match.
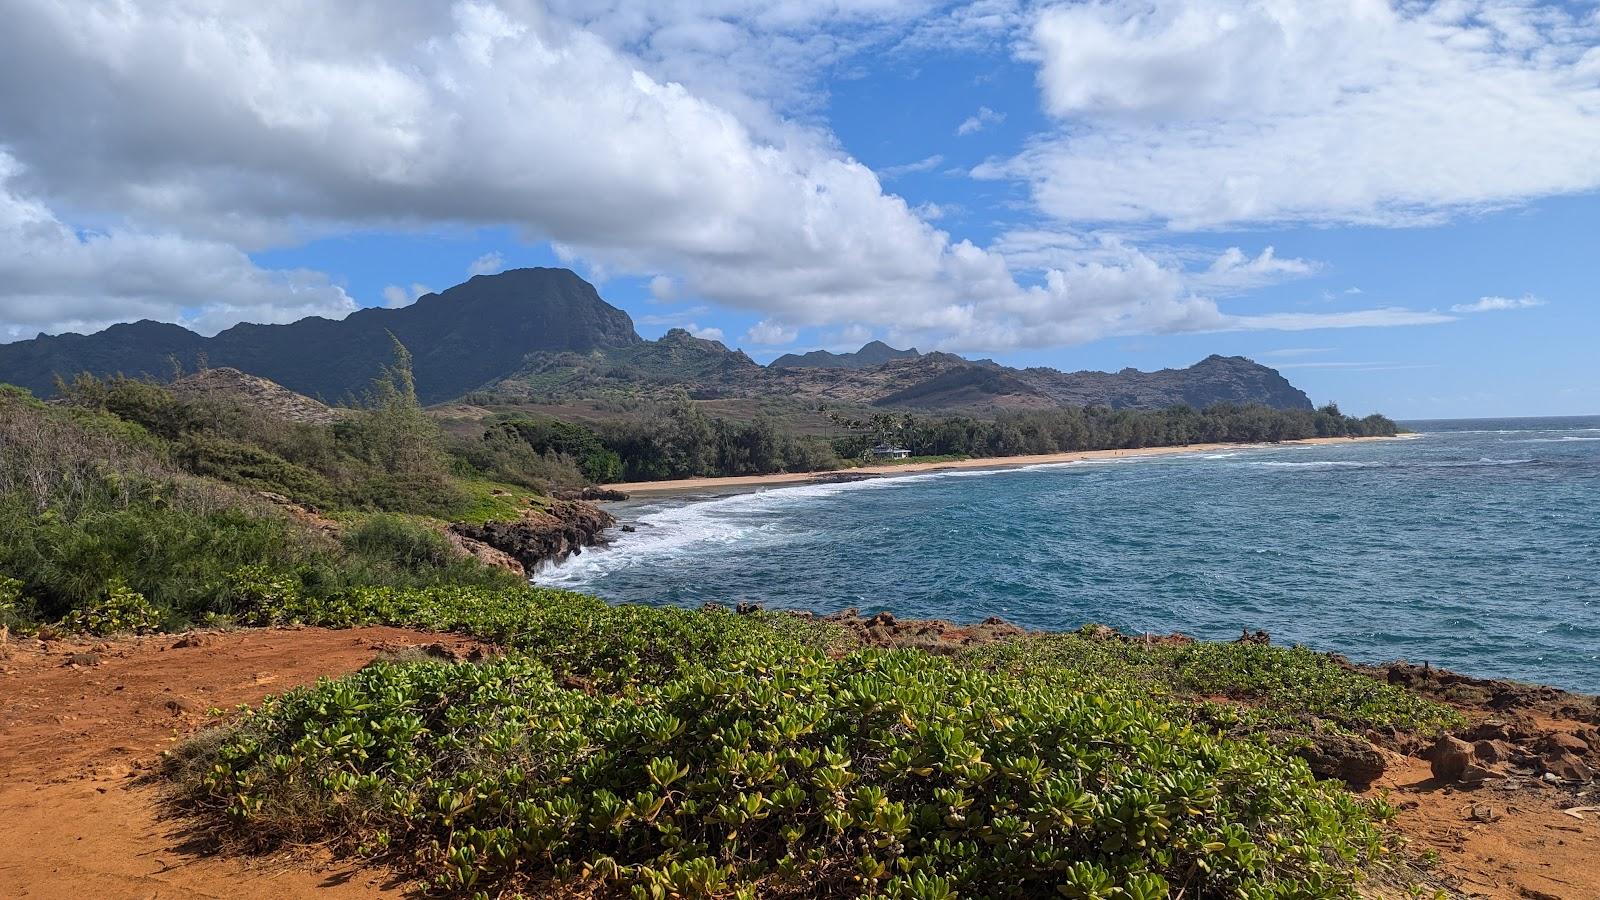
[0,267,1311,412]
[0,268,639,404]
[770,340,921,369]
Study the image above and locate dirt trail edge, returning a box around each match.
[0,627,486,899]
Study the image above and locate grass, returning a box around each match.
[452,477,547,525]
[169,584,1440,899]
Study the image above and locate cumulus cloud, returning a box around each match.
[685,323,725,342]
[1191,246,1319,293]
[0,0,1471,350]
[0,152,354,340]
[467,251,505,277]
[1451,295,1546,313]
[382,283,432,309]
[984,0,1600,228]
[743,319,799,345]
[648,275,677,302]
[955,105,1004,135]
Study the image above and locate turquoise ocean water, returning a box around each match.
[540,417,1600,693]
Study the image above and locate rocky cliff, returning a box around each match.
[449,499,615,573]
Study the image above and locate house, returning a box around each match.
[869,444,912,459]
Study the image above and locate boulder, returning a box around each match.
[1542,750,1595,782]
[1426,735,1474,783]
[1538,733,1592,756]
[1297,732,1387,788]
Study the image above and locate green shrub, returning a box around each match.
[58,577,162,635]
[175,433,335,507]
[180,588,1398,898]
[340,515,458,572]
[968,631,1461,737]
[0,574,35,633]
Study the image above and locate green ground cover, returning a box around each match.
[167,584,1448,898]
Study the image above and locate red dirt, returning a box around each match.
[1370,756,1600,900]
[0,626,485,899]
[3,623,1598,899]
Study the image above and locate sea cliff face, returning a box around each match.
[450,499,615,573]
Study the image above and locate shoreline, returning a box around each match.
[603,434,1407,497]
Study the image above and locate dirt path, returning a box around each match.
[0,627,485,899]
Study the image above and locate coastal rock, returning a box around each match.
[446,530,527,578]
[1538,733,1592,756]
[1427,735,1475,782]
[449,499,614,573]
[1296,731,1387,788]
[1542,750,1595,782]
[1457,763,1504,785]
[554,486,630,502]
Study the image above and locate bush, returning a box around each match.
[179,587,1398,898]
[58,577,162,635]
[341,514,459,572]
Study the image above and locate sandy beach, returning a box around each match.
[603,434,1404,496]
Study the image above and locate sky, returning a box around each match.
[1,1,1598,418]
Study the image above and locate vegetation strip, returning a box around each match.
[153,584,1456,898]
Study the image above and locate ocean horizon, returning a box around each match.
[543,415,1600,694]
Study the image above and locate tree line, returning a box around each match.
[492,400,1396,483]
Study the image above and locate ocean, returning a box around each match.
[540,416,1600,694]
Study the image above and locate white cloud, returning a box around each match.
[636,306,709,326]
[1227,309,1455,332]
[1451,294,1545,313]
[467,251,505,277]
[984,0,1600,228]
[685,323,724,342]
[0,0,1471,353]
[1261,347,1335,358]
[1276,361,1438,372]
[878,154,944,179]
[743,319,799,345]
[955,105,1004,135]
[0,152,354,339]
[381,283,432,309]
[648,275,677,302]
[1191,246,1318,293]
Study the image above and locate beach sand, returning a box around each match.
[604,435,1404,496]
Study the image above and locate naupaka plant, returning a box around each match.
[174,585,1402,898]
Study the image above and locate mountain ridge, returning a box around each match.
[771,340,921,370]
[0,268,1312,412]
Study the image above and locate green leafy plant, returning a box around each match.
[174,585,1406,898]
[58,577,162,635]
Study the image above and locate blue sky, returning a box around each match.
[2,1,1598,418]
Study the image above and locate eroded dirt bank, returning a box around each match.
[0,627,486,899]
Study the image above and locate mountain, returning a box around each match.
[770,340,920,369]
[0,267,1312,412]
[0,268,639,404]
[1019,355,1314,411]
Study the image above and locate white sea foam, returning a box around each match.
[539,468,996,585]
[541,442,1386,584]
[1256,460,1380,469]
